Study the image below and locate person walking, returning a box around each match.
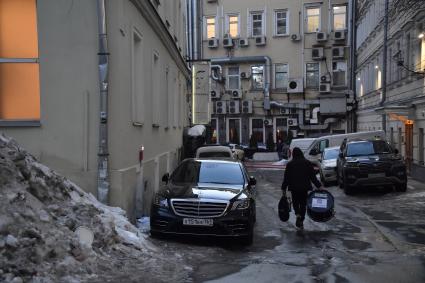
[281,147,323,229]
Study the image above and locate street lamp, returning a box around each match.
[419,33,424,39]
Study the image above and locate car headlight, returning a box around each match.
[153,194,169,208]
[231,199,250,210]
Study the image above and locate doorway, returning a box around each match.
[405,122,413,173]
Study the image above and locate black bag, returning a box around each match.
[307,189,335,222]
[278,194,291,222]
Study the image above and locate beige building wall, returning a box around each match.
[0,0,190,220]
[200,0,351,143]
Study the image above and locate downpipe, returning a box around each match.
[96,0,110,204]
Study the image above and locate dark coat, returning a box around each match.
[281,157,322,193]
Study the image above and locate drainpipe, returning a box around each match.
[210,56,271,110]
[193,0,198,60]
[96,0,110,204]
[381,0,389,132]
[349,0,358,132]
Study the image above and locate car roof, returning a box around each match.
[184,158,241,164]
[196,146,232,153]
[324,146,340,151]
[346,138,384,144]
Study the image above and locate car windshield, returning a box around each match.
[171,160,244,185]
[323,149,339,160]
[291,139,315,151]
[346,140,392,157]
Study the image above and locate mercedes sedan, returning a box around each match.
[150,158,257,244]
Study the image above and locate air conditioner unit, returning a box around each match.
[255,36,266,46]
[291,33,301,41]
[319,83,331,93]
[242,100,253,114]
[208,38,218,48]
[334,30,346,41]
[280,108,288,115]
[239,38,249,47]
[332,47,345,59]
[287,118,298,127]
[264,118,273,126]
[287,78,304,93]
[228,100,240,114]
[316,32,327,42]
[230,89,242,99]
[240,72,250,79]
[223,37,233,48]
[215,101,226,114]
[320,74,330,83]
[210,90,220,99]
[312,47,324,60]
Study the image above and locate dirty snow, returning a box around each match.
[0,133,190,282]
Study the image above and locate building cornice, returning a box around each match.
[130,0,190,78]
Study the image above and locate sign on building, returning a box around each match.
[192,62,211,125]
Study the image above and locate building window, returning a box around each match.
[211,118,219,144]
[332,5,346,30]
[306,63,319,88]
[227,66,240,90]
[419,128,424,164]
[206,16,216,38]
[132,29,144,125]
[251,118,264,143]
[376,65,382,89]
[251,65,264,89]
[275,10,288,36]
[306,7,320,33]
[275,63,288,89]
[226,14,239,38]
[228,118,241,144]
[275,118,287,142]
[332,61,347,86]
[0,0,40,121]
[152,52,160,126]
[251,11,264,37]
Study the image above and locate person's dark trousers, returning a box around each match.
[291,190,308,221]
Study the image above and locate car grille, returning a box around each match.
[171,199,229,218]
[359,162,391,174]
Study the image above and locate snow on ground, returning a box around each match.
[0,133,190,283]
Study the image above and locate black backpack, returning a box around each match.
[278,194,291,222]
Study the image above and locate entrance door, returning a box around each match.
[405,122,413,173]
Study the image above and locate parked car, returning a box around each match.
[289,138,317,158]
[319,146,340,186]
[336,138,407,194]
[304,131,385,167]
[227,143,245,160]
[150,158,257,244]
[195,145,233,159]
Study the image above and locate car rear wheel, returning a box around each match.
[395,183,407,192]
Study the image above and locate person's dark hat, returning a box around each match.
[292,147,304,159]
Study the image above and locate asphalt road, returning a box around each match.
[150,167,425,283]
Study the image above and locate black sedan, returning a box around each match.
[150,158,256,245]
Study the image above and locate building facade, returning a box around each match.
[355,0,425,180]
[0,0,190,220]
[195,0,352,146]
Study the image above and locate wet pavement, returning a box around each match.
[149,167,425,283]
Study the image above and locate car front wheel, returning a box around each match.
[395,183,407,192]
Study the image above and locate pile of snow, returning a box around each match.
[272,159,289,166]
[187,125,206,137]
[0,133,189,283]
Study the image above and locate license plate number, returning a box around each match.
[183,218,213,226]
[369,173,385,178]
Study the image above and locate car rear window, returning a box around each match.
[171,160,244,185]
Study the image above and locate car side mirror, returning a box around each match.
[162,173,169,184]
[249,176,256,186]
[339,152,343,158]
[394,148,399,154]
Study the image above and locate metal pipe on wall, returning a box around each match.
[381,0,389,132]
[193,0,198,60]
[96,0,110,204]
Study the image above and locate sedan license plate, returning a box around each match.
[183,218,213,226]
[369,173,385,178]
